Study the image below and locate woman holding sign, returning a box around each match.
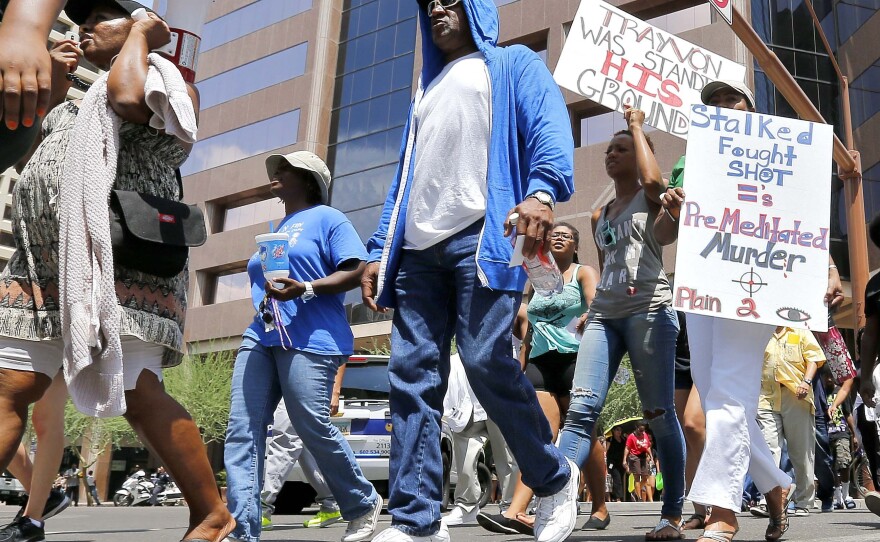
[223,152,383,542]
[656,80,845,542]
[557,107,687,541]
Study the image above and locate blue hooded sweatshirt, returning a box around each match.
[366,0,574,308]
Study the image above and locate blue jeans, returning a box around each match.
[388,222,569,536]
[224,337,377,542]
[558,307,686,518]
[812,382,835,504]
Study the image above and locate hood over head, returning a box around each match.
[417,0,499,86]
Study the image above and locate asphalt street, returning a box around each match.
[2,501,879,541]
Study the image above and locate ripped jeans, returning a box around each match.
[558,306,685,517]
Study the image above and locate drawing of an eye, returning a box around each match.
[776,307,811,323]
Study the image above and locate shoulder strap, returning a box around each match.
[175,169,184,200]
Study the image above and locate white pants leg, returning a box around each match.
[451,419,488,511]
[687,315,791,510]
[486,417,518,507]
[261,399,336,513]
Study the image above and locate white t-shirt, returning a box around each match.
[404,52,491,250]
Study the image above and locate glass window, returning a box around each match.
[200,0,313,52]
[197,43,308,110]
[850,62,880,127]
[223,199,287,232]
[331,163,399,213]
[0,231,14,249]
[2,205,10,220]
[181,110,301,176]
[836,1,880,44]
[213,271,250,304]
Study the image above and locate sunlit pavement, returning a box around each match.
[1,500,878,541]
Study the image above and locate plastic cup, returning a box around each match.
[255,232,290,283]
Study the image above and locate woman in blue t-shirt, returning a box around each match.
[224,152,382,542]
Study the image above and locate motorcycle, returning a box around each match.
[155,481,185,506]
[113,476,154,507]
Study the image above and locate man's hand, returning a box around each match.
[504,197,554,259]
[0,29,52,129]
[265,278,305,301]
[795,381,810,400]
[130,11,172,51]
[360,262,387,313]
[860,378,877,408]
[330,390,340,416]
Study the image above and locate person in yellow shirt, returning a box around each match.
[757,327,826,524]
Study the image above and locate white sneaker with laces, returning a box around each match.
[371,523,450,542]
[441,504,479,526]
[533,458,579,542]
[342,495,383,542]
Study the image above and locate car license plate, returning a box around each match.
[331,419,351,435]
[352,440,391,458]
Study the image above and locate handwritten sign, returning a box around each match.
[554,0,746,138]
[709,0,733,26]
[673,105,833,331]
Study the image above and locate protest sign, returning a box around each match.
[673,105,833,331]
[554,0,745,138]
[709,0,733,26]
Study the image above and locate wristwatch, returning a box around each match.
[802,377,813,386]
[527,191,555,210]
[301,281,316,302]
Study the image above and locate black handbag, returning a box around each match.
[108,170,207,278]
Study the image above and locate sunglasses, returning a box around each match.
[550,232,574,241]
[599,221,617,247]
[426,0,462,12]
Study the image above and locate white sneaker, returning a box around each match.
[371,524,450,542]
[534,458,579,542]
[441,504,479,526]
[342,495,383,542]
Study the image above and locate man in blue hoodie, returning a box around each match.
[360,1,578,541]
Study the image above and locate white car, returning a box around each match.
[276,355,491,513]
[0,471,27,506]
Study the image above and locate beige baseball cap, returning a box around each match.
[700,79,756,109]
[265,151,332,204]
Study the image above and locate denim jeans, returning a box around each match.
[558,307,686,518]
[388,221,569,536]
[225,337,377,542]
[812,383,835,504]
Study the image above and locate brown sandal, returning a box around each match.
[765,511,789,542]
[682,514,706,530]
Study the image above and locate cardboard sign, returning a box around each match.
[709,0,733,26]
[554,0,746,138]
[673,105,833,331]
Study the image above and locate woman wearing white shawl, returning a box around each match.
[0,1,233,541]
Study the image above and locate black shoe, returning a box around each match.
[476,512,534,536]
[581,513,611,530]
[0,516,45,542]
[42,489,71,520]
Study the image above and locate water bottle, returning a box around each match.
[508,213,563,296]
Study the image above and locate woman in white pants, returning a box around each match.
[657,79,845,542]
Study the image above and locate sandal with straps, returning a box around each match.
[765,511,789,542]
[698,529,738,542]
[645,518,684,541]
[682,513,706,530]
